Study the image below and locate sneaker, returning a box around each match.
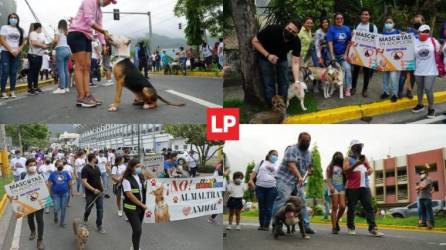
[345,88,351,97]
[1,92,8,99]
[35,88,43,94]
[390,95,397,102]
[331,228,338,234]
[407,90,413,99]
[88,95,102,105]
[225,225,232,230]
[380,93,389,99]
[362,89,368,97]
[82,220,88,226]
[97,227,106,234]
[257,226,264,231]
[102,80,114,86]
[52,88,65,94]
[10,91,16,98]
[348,229,356,235]
[350,88,356,96]
[335,222,340,232]
[427,109,436,119]
[208,218,216,224]
[65,88,70,93]
[118,210,123,217]
[90,82,97,87]
[28,89,36,95]
[305,227,316,234]
[369,229,384,237]
[29,231,36,240]
[235,225,241,230]
[130,247,142,250]
[78,97,96,108]
[54,215,58,224]
[37,240,45,250]
[104,194,111,199]
[411,104,424,113]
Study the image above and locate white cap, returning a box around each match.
[350,139,364,148]
[418,24,430,32]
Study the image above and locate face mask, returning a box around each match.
[234,178,242,185]
[57,166,64,171]
[9,18,18,26]
[28,166,37,173]
[384,23,394,30]
[413,23,422,30]
[334,156,343,165]
[420,174,426,180]
[135,168,142,175]
[283,29,295,42]
[298,142,310,151]
[419,33,429,41]
[271,155,278,163]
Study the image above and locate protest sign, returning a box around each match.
[142,154,164,178]
[144,176,224,223]
[348,30,379,69]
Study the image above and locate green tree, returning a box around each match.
[243,161,256,202]
[5,124,49,152]
[162,125,224,168]
[306,144,324,207]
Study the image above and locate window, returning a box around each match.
[385,170,395,177]
[376,187,384,195]
[183,145,188,150]
[433,181,439,192]
[174,145,179,150]
[415,163,437,173]
[375,171,384,179]
[386,186,396,195]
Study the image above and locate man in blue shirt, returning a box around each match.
[272,132,315,235]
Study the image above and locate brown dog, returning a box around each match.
[73,218,89,250]
[108,35,185,112]
[151,185,170,223]
[249,95,287,124]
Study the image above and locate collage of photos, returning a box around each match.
[0,0,445,250]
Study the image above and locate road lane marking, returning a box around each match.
[410,115,446,124]
[165,89,222,108]
[11,217,22,250]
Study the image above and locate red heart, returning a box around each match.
[182,206,192,216]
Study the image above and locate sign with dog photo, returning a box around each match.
[4,175,52,218]
[144,176,224,223]
[142,154,164,178]
[377,33,416,71]
[348,30,379,69]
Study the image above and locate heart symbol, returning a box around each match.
[182,206,192,216]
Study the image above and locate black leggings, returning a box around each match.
[346,188,376,231]
[125,207,144,250]
[28,54,43,90]
[27,209,44,240]
[352,65,374,91]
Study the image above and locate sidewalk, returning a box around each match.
[3,79,54,94]
[150,71,223,78]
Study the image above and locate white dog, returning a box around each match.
[323,63,344,99]
[287,80,308,111]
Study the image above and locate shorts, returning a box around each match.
[330,186,345,195]
[67,31,92,53]
[205,56,213,65]
[227,197,243,210]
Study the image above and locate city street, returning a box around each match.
[2,190,223,250]
[224,220,446,250]
[0,75,223,123]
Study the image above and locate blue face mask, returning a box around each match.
[384,23,394,30]
[9,18,18,26]
[271,155,278,163]
[135,167,142,175]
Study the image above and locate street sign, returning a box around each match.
[113,9,120,20]
[142,154,164,178]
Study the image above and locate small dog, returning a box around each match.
[151,185,170,223]
[273,196,308,240]
[249,95,287,124]
[324,62,344,99]
[287,80,308,111]
[73,218,89,250]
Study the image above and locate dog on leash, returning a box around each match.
[324,62,344,99]
[248,95,287,124]
[108,35,185,112]
[73,218,89,250]
[287,80,308,111]
[273,196,309,240]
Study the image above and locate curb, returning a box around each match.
[149,71,223,78]
[284,91,446,124]
[0,194,8,218]
[236,215,446,233]
[3,79,54,94]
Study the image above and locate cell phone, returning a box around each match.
[359,155,365,161]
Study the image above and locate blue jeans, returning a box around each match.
[55,47,71,89]
[1,51,19,93]
[258,57,289,106]
[335,55,352,88]
[76,173,85,194]
[53,192,69,225]
[311,47,330,67]
[383,71,400,96]
[272,180,311,229]
[419,198,434,225]
[101,172,109,194]
[90,58,101,82]
[255,186,277,228]
[398,71,415,95]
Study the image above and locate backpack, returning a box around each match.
[356,23,375,33]
[431,38,446,77]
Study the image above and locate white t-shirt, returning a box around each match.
[0,25,21,51]
[111,164,126,181]
[97,156,107,173]
[39,163,55,181]
[253,160,277,188]
[107,153,115,165]
[414,38,440,76]
[185,154,197,169]
[41,54,50,70]
[63,164,74,177]
[28,31,45,56]
[92,40,101,59]
[202,45,212,58]
[217,42,224,57]
[74,158,86,174]
[355,22,378,34]
[122,174,144,196]
[226,182,247,198]
[55,30,69,48]
[10,156,27,176]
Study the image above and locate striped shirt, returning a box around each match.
[275,144,312,185]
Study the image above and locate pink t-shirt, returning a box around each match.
[69,0,105,45]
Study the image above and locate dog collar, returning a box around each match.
[112,55,130,64]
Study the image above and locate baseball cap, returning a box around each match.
[418,24,430,32]
[350,139,364,148]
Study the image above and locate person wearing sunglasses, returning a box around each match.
[251,19,302,107]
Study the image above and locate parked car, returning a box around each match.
[389,200,444,218]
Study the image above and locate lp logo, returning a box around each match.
[206,108,240,140]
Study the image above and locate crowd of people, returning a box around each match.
[7,145,204,250]
[253,8,446,118]
[0,0,225,108]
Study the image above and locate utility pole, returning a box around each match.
[0,124,9,176]
[137,124,141,161]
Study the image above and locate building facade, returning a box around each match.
[371,148,446,206]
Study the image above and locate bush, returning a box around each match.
[355,196,378,218]
[199,165,215,174]
[312,204,324,216]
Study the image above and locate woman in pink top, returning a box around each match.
[67,0,115,108]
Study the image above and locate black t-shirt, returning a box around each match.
[257,24,301,61]
[81,164,103,195]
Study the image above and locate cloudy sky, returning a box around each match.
[224,125,446,175]
[16,0,186,39]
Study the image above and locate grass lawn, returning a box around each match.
[241,210,446,228]
[0,175,13,198]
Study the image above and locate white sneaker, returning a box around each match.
[53,88,65,94]
[10,91,16,98]
[65,88,70,93]
[102,80,114,86]
[348,229,356,235]
[235,225,241,230]
[1,93,8,99]
[225,225,232,230]
[118,210,123,217]
[130,246,142,250]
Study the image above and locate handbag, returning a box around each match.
[431,38,446,77]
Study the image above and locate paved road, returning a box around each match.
[2,190,222,250]
[0,75,223,123]
[224,220,446,250]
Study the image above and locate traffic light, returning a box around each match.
[178,23,182,29]
[113,9,120,20]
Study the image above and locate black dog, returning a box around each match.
[273,196,308,239]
